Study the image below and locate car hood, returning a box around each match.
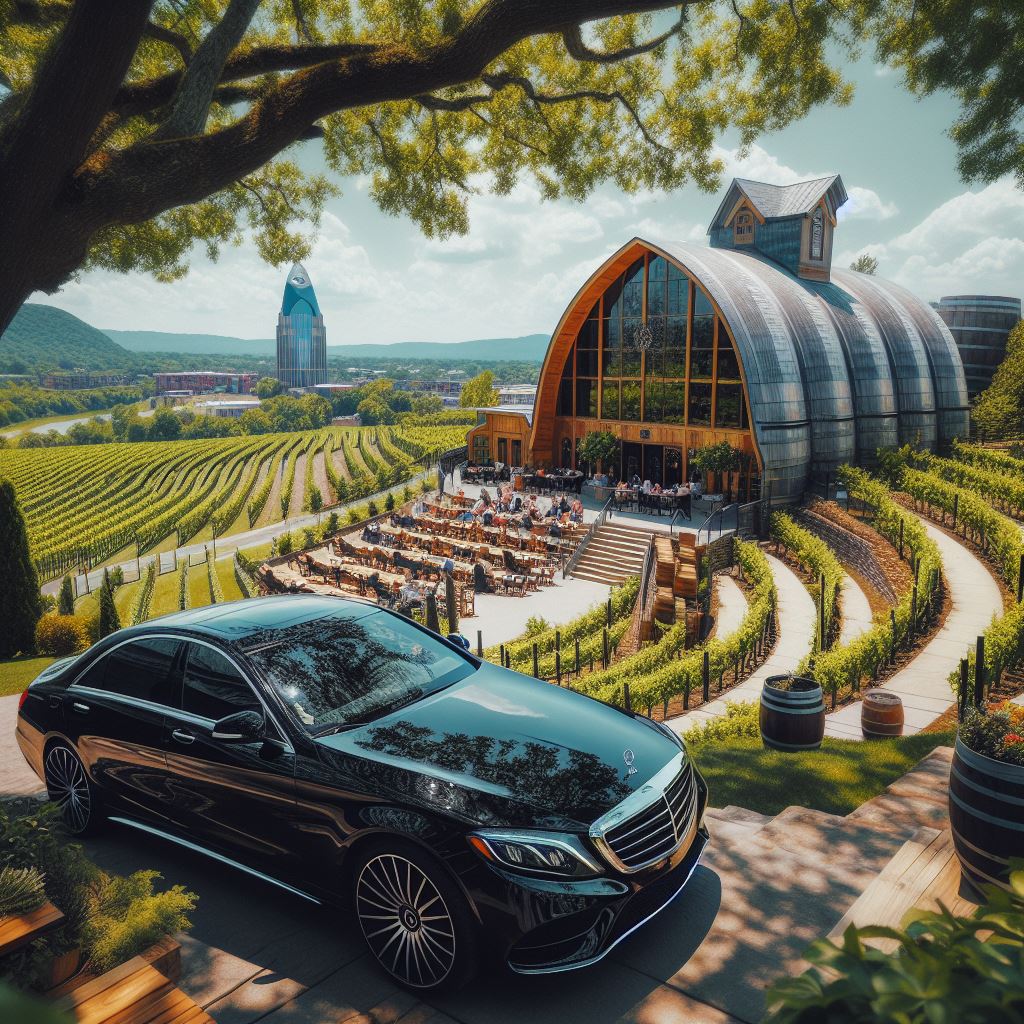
[317,664,682,829]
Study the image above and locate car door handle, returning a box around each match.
[71,701,90,715]
[171,729,196,745]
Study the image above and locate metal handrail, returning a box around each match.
[621,536,657,653]
[696,502,738,546]
[562,494,614,578]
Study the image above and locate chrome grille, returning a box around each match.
[591,755,697,873]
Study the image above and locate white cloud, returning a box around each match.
[840,186,899,221]
[859,178,1024,299]
[712,143,806,185]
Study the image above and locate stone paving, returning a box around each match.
[667,553,817,735]
[712,575,748,639]
[838,573,873,646]
[825,515,1003,740]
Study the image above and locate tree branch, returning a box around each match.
[157,0,262,139]
[80,0,686,226]
[112,41,385,116]
[561,13,686,63]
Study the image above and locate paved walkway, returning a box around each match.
[825,516,1004,740]
[838,573,873,646]
[668,553,817,735]
[713,575,748,638]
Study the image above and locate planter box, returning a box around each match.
[949,735,1024,895]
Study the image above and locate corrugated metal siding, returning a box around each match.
[644,240,964,501]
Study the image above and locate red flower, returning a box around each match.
[1006,733,1024,745]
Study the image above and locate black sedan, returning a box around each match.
[16,595,709,992]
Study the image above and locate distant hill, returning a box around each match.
[105,330,275,356]
[1,303,135,372]
[106,329,549,362]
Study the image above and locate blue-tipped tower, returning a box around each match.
[276,262,327,388]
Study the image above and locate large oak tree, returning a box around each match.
[0,0,1018,335]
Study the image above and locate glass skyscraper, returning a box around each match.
[276,262,327,388]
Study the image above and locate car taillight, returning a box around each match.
[18,690,29,713]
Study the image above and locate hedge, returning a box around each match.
[801,466,944,706]
[770,511,843,649]
[580,540,777,713]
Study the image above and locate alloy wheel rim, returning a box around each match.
[356,854,456,988]
[44,747,91,834]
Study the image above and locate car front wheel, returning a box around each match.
[44,743,100,836]
[353,842,479,992]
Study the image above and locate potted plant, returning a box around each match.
[760,674,825,751]
[691,442,743,499]
[577,430,620,480]
[950,702,1024,894]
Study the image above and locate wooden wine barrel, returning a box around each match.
[861,689,905,739]
[949,735,1024,894]
[759,675,825,752]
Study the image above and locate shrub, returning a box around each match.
[325,511,340,534]
[765,861,1024,1023]
[385,492,396,511]
[960,703,1024,767]
[34,614,88,656]
[367,499,379,517]
[301,527,316,550]
[277,531,294,555]
[524,616,550,636]
[0,866,47,917]
[685,701,760,745]
[82,870,195,975]
[0,804,196,990]
[57,576,74,616]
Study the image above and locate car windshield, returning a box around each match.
[242,608,474,733]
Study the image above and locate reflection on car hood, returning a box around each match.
[317,664,681,828]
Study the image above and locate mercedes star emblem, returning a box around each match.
[623,749,637,776]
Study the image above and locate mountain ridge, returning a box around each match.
[105,329,550,362]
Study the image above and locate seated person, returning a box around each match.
[544,499,559,518]
[441,556,455,576]
[519,511,534,532]
[509,494,523,513]
[569,499,584,523]
[558,495,571,514]
[642,479,653,494]
[472,557,495,593]
[482,508,494,525]
[631,473,641,487]
[548,520,562,538]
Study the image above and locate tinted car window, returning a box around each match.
[244,609,473,732]
[77,638,181,705]
[182,643,263,722]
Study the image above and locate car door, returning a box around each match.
[160,640,300,876]
[64,636,182,822]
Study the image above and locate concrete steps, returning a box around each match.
[690,745,965,1021]
[570,523,651,584]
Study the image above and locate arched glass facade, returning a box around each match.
[526,238,968,504]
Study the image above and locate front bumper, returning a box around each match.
[507,822,709,974]
[466,761,710,975]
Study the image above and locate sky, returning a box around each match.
[34,53,1024,345]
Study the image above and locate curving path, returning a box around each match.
[838,573,874,646]
[825,514,1003,739]
[712,574,748,638]
[668,552,817,735]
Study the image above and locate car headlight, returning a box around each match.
[468,829,602,878]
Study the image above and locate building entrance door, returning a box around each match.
[643,445,664,486]
[622,442,642,484]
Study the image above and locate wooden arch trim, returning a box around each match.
[527,237,764,480]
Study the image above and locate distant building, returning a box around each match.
[935,295,1022,399]
[277,262,327,389]
[154,371,257,395]
[497,384,537,407]
[310,383,357,397]
[195,398,261,419]
[331,414,361,427]
[40,372,134,390]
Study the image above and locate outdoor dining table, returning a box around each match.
[310,554,405,589]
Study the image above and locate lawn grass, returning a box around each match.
[149,569,183,619]
[0,655,57,697]
[690,730,956,817]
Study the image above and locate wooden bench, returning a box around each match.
[828,828,979,952]
[0,902,65,958]
[55,954,212,1024]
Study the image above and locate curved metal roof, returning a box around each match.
[631,239,966,501]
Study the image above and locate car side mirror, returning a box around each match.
[448,633,472,651]
[212,709,265,742]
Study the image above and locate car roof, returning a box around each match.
[142,594,380,645]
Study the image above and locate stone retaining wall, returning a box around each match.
[792,508,897,603]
